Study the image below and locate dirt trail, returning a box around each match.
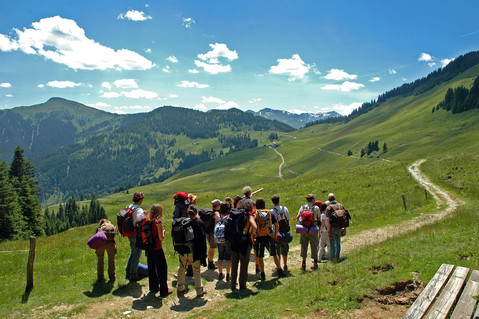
[273,148,285,178]
[49,159,463,319]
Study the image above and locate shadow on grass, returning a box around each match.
[252,278,282,291]
[170,294,207,312]
[112,281,143,298]
[83,280,115,298]
[225,288,258,299]
[132,293,164,311]
[21,285,33,304]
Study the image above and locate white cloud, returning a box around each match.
[101,91,121,98]
[195,43,238,74]
[441,58,453,67]
[0,16,154,70]
[192,103,207,111]
[5,94,13,97]
[388,69,397,74]
[321,81,364,92]
[113,79,138,89]
[0,82,12,88]
[428,62,436,67]
[88,102,111,109]
[37,84,45,88]
[418,52,433,62]
[182,17,196,28]
[121,89,158,99]
[269,54,311,81]
[162,65,170,73]
[331,102,363,116]
[46,80,81,88]
[101,82,112,90]
[324,69,357,81]
[249,98,262,104]
[369,77,380,82]
[177,80,209,88]
[168,94,178,98]
[145,48,151,53]
[118,10,152,21]
[202,96,226,104]
[166,55,178,63]
[188,69,200,74]
[215,101,239,110]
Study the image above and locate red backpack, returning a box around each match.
[300,206,314,228]
[117,205,137,237]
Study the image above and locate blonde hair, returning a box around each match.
[149,204,163,221]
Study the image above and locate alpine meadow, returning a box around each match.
[1,0,479,314]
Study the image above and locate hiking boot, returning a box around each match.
[255,267,260,275]
[186,265,193,277]
[160,289,173,298]
[177,287,188,295]
[196,287,206,297]
[311,260,319,270]
[301,261,306,271]
[278,269,285,278]
[260,272,266,281]
[208,261,217,270]
[284,265,288,271]
[226,274,231,281]
[218,273,225,280]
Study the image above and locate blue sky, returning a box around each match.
[0,0,478,115]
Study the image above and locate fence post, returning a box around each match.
[425,189,428,200]
[26,236,36,290]
[402,195,407,210]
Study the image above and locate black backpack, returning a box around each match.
[135,218,157,251]
[171,217,195,254]
[329,203,351,228]
[199,208,215,233]
[173,200,189,219]
[224,208,248,243]
[274,206,290,233]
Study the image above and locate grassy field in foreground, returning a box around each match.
[0,158,434,318]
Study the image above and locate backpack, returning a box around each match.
[117,205,137,237]
[87,230,107,249]
[171,217,195,254]
[274,206,290,233]
[213,215,227,244]
[224,208,249,243]
[329,203,351,228]
[299,205,315,228]
[199,208,215,234]
[173,192,189,219]
[255,209,273,238]
[135,218,157,251]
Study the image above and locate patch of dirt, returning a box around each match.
[368,263,394,274]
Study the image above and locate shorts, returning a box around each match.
[217,242,232,263]
[254,237,277,258]
[276,241,289,256]
[206,233,218,249]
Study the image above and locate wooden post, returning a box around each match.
[26,236,36,290]
[425,189,428,200]
[402,195,407,210]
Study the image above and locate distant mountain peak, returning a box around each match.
[247,108,341,129]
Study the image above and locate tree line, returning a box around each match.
[434,76,479,114]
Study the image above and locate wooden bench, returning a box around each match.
[403,264,479,319]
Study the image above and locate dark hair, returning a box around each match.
[271,195,280,205]
[236,199,253,213]
[220,203,230,215]
[132,191,145,203]
[320,203,328,213]
[187,204,198,218]
[233,195,242,208]
[255,197,266,209]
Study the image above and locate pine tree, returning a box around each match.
[9,147,44,237]
[0,161,24,240]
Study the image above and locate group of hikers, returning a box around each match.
[89,186,351,298]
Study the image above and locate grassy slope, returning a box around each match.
[1,68,479,317]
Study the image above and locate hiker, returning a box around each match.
[145,204,173,297]
[318,202,330,262]
[225,196,233,208]
[172,192,190,219]
[95,219,116,282]
[188,193,197,206]
[325,193,350,262]
[242,185,263,202]
[229,199,257,291]
[214,202,232,281]
[205,199,221,270]
[270,195,291,271]
[254,198,284,280]
[177,205,207,297]
[125,191,149,281]
[296,193,321,270]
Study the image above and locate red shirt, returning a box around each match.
[152,219,163,250]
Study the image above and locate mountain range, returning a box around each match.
[246,108,341,129]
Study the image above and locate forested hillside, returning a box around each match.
[0,101,294,204]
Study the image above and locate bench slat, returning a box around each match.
[403,264,455,319]
[425,266,470,319]
[450,269,479,319]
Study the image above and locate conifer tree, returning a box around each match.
[0,161,24,240]
[9,147,44,237]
